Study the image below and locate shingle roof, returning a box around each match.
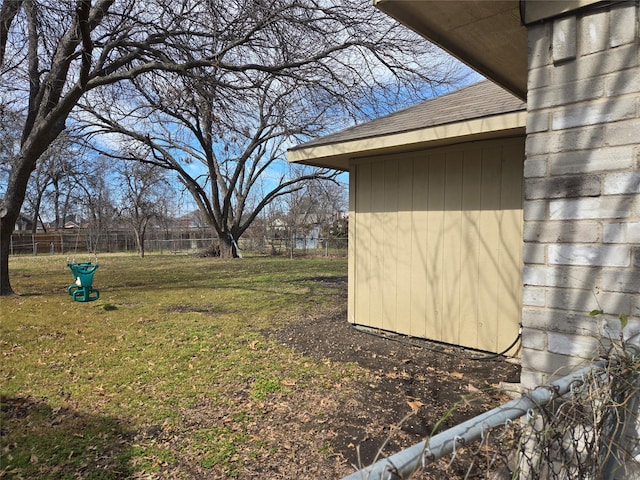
[290,80,526,151]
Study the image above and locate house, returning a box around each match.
[290,81,527,354]
[42,214,86,230]
[14,214,34,232]
[289,1,640,393]
[63,214,85,229]
[268,212,340,250]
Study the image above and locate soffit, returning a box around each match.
[374,0,528,100]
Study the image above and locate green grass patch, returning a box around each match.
[1,254,349,478]
[250,377,283,400]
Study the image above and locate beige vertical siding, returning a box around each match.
[348,137,524,353]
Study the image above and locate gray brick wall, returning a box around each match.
[523,3,640,389]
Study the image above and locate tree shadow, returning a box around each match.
[523,6,640,386]
[1,395,134,479]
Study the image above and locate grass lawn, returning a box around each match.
[1,254,356,479]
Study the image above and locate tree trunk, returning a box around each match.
[1,121,65,295]
[52,179,61,228]
[219,234,238,259]
[30,189,46,233]
[1,152,37,295]
[134,229,144,258]
[0,215,15,295]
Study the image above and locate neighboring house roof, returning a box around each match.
[14,214,34,231]
[288,80,526,171]
[61,214,86,229]
[177,210,203,228]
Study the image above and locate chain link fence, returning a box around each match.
[344,339,640,480]
[8,232,347,257]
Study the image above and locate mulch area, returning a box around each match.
[268,307,521,477]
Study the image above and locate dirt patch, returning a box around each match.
[163,303,237,315]
[269,307,521,474]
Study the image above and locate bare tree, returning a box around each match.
[83,74,345,257]
[22,159,51,233]
[0,0,464,293]
[282,175,346,239]
[22,131,83,232]
[79,1,464,257]
[116,161,173,258]
[69,157,118,253]
[0,0,212,294]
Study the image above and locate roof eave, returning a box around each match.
[374,0,528,100]
[288,110,526,170]
[373,1,605,101]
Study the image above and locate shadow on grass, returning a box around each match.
[1,395,134,479]
[292,275,348,285]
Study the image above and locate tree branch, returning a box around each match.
[0,0,21,67]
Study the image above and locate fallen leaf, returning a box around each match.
[451,372,464,379]
[467,383,480,393]
[407,400,424,411]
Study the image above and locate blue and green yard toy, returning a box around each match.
[67,259,100,302]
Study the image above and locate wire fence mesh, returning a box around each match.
[345,342,640,480]
[8,231,347,257]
